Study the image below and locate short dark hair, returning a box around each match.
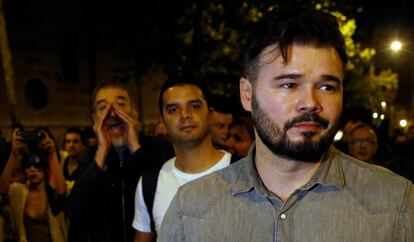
[158,78,208,117]
[209,94,233,115]
[230,117,255,141]
[90,81,135,114]
[21,149,49,171]
[64,127,84,145]
[244,6,347,82]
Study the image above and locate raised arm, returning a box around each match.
[0,129,25,194]
[39,130,66,195]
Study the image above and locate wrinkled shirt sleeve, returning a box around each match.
[159,190,184,242]
[403,182,414,241]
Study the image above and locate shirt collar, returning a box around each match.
[302,146,345,190]
[231,145,345,197]
[231,145,272,197]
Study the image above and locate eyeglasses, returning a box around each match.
[350,138,376,145]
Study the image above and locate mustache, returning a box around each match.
[284,113,329,131]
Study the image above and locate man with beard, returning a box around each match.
[133,79,232,242]
[159,7,414,242]
[67,82,173,242]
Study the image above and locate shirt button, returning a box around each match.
[280,213,287,220]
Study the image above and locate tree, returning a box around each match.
[137,0,398,113]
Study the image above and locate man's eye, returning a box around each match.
[320,85,337,91]
[97,104,107,111]
[167,107,177,114]
[234,135,242,142]
[191,103,201,109]
[281,83,296,89]
[118,102,127,107]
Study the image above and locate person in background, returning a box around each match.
[153,121,167,138]
[0,128,67,242]
[226,117,255,157]
[347,124,378,164]
[333,106,373,154]
[61,127,85,192]
[133,79,232,242]
[208,95,233,150]
[82,127,97,148]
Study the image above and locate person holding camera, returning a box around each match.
[0,128,67,242]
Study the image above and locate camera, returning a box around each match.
[17,130,46,144]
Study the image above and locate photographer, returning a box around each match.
[0,128,67,242]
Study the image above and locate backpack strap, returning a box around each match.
[141,165,162,232]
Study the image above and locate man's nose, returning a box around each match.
[180,107,192,120]
[296,88,322,114]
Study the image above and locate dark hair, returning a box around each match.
[244,6,347,82]
[21,147,49,172]
[83,126,95,138]
[230,117,255,141]
[341,106,373,127]
[64,127,84,145]
[90,81,135,114]
[158,78,208,117]
[209,94,233,114]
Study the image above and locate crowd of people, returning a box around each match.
[0,5,413,242]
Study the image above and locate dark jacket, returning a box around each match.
[66,135,173,242]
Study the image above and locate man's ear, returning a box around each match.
[240,77,253,112]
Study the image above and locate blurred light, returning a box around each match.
[381,101,387,108]
[400,119,407,127]
[390,40,402,52]
[334,130,343,141]
[380,114,385,120]
[373,112,378,119]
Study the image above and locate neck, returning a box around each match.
[173,136,224,174]
[255,138,324,202]
[28,181,45,192]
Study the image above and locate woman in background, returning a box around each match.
[0,128,67,242]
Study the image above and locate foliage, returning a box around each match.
[160,0,399,111]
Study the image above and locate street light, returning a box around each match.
[390,40,402,52]
[399,119,407,128]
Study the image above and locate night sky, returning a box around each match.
[357,0,414,107]
[2,0,414,107]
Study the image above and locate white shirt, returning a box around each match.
[132,151,231,235]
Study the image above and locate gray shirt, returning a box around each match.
[159,146,414,242]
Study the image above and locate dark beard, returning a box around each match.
[252,94,337,162]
